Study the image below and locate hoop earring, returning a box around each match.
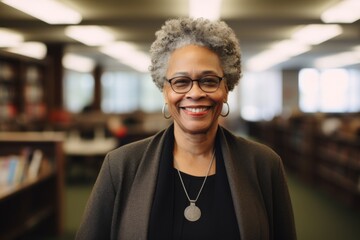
[220,102,230,117]
[162,103,172,119]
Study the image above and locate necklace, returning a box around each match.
[176,150,216,222]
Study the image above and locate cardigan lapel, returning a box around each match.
[219,127,267,240]
[118,127,170,239]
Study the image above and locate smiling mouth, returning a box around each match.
[181,107,211,113]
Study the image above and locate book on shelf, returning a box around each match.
[0,148,46,188]
[28,149,43,180]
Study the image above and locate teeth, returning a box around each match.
[185,107,208,113]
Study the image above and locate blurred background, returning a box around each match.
[0,0,359,239]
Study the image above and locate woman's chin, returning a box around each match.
[176,121,217,135]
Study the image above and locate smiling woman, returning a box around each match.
[76,17,296,240]
[163,45,227,136]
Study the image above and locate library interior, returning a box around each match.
[0,0,359,239]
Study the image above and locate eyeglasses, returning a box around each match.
[166,75,223,94]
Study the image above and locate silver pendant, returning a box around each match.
[184,202,201,222]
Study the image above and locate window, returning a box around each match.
[239,71,282,121]
[101,71,163,113]
[299,69,320,112]
[299,68,360,113]
[101,72,139,113]
[63,70,94,113]
[138,74,164,112]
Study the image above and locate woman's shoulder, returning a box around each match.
[105,128,166,169]
[108,138,151,159]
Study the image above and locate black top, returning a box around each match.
[148,129,241,240]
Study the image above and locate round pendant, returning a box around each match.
[184,202,201,222]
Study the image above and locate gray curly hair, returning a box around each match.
[149,17,241,92]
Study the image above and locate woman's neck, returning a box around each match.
[173,125,218,176]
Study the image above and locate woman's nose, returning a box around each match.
[186,81,206,98]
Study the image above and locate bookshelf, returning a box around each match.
[0,59,19,128]
[0,51,50,131]
[315,134,360,209]
[284,116,317,183]
[246,117,317,181]
[246,114,360,210]
[23,65,47,121]
[0,132,65,240]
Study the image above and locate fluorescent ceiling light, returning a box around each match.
[246,50,291,72]
[271,40,311,57]
[321,0,360,23]
[292,24,343,45]
[62,54,95,72]
[1,0,82,24]
[246,23,342,71]
[246,40,311,71]
[189,0,222,20]
[5,42,47,59]
[100,42,137,60]
[65,26,115,46]
[100,42,150,72]
[0,28,23,47]
[314,51,360,68]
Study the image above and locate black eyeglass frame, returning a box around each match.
[166,75,224,94]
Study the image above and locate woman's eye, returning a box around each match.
[201,77,218,85]
[174,79,190,86]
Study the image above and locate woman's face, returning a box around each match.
[163,45,228,135]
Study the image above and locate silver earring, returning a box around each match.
[220,102,230,117]
[162,103,172,119]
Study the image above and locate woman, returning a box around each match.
[76,18,296,240]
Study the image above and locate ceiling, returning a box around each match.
[0,0,359,71]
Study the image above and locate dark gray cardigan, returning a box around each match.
[76,125,296,240]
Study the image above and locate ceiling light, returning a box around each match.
[246,49,291,72]
[292,24,343,45]
[271,40,311,56]
[314,51,360,68]
[246,40,311,71]
[62,54,96,72]
[5,42,47,59]
[321,0,360,23]
[189,0,222,20]
[100,42,150,72]
[0,28,23,47]
[100,42,137,59]
[65,26,115,46]
[1,0,82,24]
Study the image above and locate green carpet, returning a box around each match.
[287,174,360,240]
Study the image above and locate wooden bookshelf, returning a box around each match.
[0,132,65,240]
[0,58,19,128]
[0,51,51,131]
[315,134,360,209]
[245,114,360,210]
[246,116,318,182]
[284,116,317,183]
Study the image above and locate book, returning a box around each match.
[7,156,19,185]
[0,157,10,187]
[0,148,45,188]
[27,149,43,180]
